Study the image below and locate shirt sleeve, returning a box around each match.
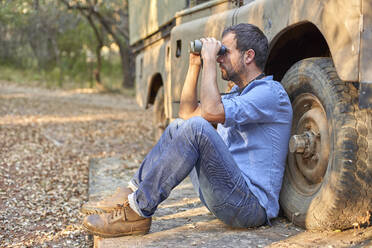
[222,83,278,127]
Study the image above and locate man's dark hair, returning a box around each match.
[222,23,268,71]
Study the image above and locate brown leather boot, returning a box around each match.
[81,186,133,214]
[83,201,151,237]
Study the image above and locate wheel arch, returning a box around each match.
[147,73,164,108]
[265,22,331,81]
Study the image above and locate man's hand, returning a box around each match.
[198,37,225,124]
[179,51,203,120]
[179,36,225,123]
[189,53,202,67]
[200,37,221,62]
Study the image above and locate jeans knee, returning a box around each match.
[180,116,214,140]
[186,116,209,128]
[166,118,185,133]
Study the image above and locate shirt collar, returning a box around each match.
[230,75,273,95]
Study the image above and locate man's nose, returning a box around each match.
[217,55,223,63]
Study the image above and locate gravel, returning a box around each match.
[0,82,154,247]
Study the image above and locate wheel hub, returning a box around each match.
[289,131,317,158]
[288,93,330,194]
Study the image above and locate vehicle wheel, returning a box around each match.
[153,86,167,141]
[280,57,372,230]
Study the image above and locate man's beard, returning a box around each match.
[220,64,243,83]
[220,56,244,83]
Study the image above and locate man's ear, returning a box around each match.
[244,49,255,64]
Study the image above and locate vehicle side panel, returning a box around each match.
[135,38,169,109]
[236,0,362,82]
[128,0,186,45]
[360,0,372,83]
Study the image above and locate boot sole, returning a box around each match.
[82,219,151,238]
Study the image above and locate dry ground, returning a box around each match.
[0,81,154,247]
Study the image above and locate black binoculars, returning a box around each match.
[189,40,227,56]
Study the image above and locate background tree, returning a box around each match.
[0,0,130,89]
[59,0,133,87]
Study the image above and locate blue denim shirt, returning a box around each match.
[217,76,293,220]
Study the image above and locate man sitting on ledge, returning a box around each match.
[82,23,293,237]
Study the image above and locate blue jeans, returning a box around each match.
[130,117,266,228]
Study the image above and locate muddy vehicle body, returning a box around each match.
[129,0,372,230]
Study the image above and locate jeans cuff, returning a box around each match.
[128,180,138,192]
[128,192,147,218]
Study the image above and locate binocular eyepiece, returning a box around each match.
[189,40,227,56]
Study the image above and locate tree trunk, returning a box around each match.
[58,0,133,88]
[117,42,133,87]
[90,11,133,88]
[94,44,102,85]
[85,13,104,88]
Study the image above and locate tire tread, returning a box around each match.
[280,57,371,230]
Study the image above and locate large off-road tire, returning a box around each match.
[280,57,372,230]
[153,86,167,141]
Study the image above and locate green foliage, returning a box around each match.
[0,0,131,90]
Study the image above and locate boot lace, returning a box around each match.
[108,201,130,224]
